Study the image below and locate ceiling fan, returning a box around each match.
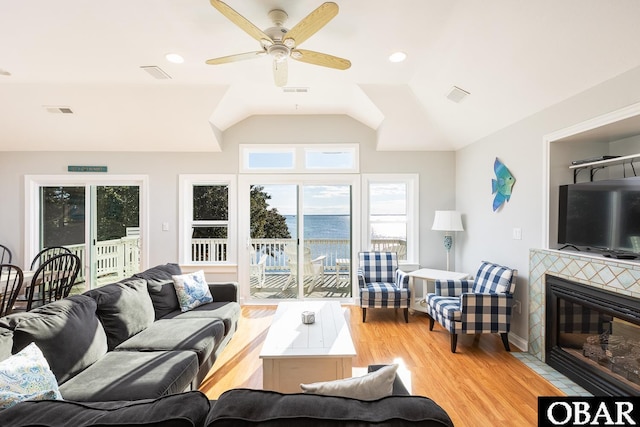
[206,1,351,87]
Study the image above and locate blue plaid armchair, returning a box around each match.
[425,261,517,352]
[357,252,410,323]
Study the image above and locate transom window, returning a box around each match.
[240,144,359,173]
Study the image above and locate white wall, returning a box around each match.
[456,65,640,347]
[0,114,456,279]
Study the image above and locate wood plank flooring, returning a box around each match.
[199,304,563,427]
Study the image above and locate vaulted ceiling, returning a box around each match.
[1,0,640,152]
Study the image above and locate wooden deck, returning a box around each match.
[249,272,353,299]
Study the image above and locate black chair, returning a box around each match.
[0,245,11,265]
[0,264,24,317]
[25,253,81,311]
[30,246,72,270]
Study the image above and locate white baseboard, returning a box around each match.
[509,332,528,352]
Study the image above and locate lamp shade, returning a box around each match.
[431,210,464,232]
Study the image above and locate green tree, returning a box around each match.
[96,186,139,241]
[250,185,291,239]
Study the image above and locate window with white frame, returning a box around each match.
[179,175,237,264]
[240,144,359,173]
[362,174,419,263]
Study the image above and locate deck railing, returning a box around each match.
[66,236,140,285]
[192,237,407,269]
[62,236,406,286]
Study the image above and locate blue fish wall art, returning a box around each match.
[491,157,516,211]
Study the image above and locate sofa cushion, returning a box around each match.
[114,318,225,364]
[84,278,155,350]
[58,350,199,401]
[134,263,182,319]
[300,364,398,400]
[0,391,211,427]
[160,301,241,336]
[172,270,213,312]
[0,295,108,384]
[0,342,63,410]
[0,328,13,362]
[205,389,454,427]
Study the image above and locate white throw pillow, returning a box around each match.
[0,342,63,410]
[300,364,398,400]
[172,270,213,312]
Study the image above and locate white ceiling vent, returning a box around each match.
[140,65,172,80]
[44,106,74,114]
[446,86,470,103]
[283,87,309,93]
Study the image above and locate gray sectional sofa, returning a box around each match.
[0,263,455,426]
[0,263,240,401]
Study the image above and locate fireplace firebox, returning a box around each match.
[545,274,640,396]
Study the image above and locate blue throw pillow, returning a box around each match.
[172,270,213,312]
[0,342,63,410]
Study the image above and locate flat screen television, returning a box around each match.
[558,176,640,257]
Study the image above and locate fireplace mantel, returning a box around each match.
[529,249,640,361]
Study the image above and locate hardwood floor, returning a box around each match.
[199,304,563,427]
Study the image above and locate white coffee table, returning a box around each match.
[260,301,356,393]
[408,268,469,314]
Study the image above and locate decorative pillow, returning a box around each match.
[172,270,213,312]
[0,342,63,410]
[300,364,398,400]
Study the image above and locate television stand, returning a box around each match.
[603,253,638,260]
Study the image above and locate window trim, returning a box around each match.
[179,174,237,266]
[361,174,419,265]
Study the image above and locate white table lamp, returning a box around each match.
[432,210,464,271]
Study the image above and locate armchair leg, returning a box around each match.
[427,314,434,331]
[450,333,458,353]
[500,333,511,351]
[403,308,409,323]
[362,308,367,323]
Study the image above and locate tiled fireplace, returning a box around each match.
[529,249,640,394]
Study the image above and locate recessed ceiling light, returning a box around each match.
[165,53,184,64]
[388,52,407,63]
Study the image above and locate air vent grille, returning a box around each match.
[446,86,470,103]
[140,65,172,80]
[44,106,74,114]
[283,87,309,93]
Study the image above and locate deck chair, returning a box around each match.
[283,245,326,292]
[251,253,268,288]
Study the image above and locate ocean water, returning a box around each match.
[270,214,406,266]
[284,214,405,239]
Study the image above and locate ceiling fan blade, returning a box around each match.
[291,49,351,70]
[282,2,338,48]
[206,51,265,65]
[273,60,288,87]
[210,0,273,44]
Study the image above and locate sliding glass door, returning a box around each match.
[27,176,146,291]
[240,175,358,302]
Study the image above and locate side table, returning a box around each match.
[407,268,469,314]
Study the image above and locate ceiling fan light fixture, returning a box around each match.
[268,44,290,62]
[388,51,407,63]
